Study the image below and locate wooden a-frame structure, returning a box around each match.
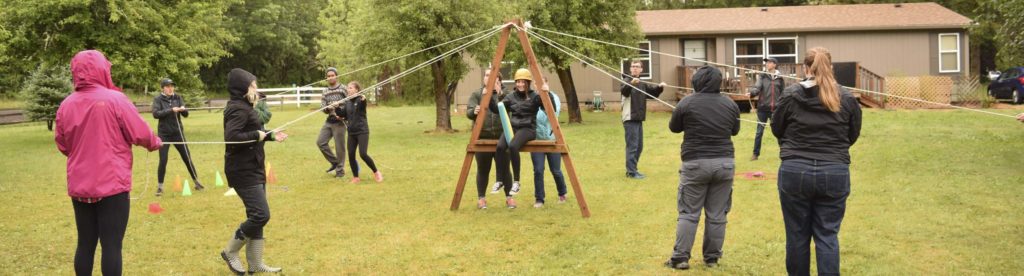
[450,20,590,218]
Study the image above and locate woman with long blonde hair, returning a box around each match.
[770,47,862,275]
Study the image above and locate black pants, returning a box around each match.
[72,192,130,276]
[495,128,536,186]
[235,185,270,239]
[348,133,378,178]
[157,143,198,183]
[474,152,508,197]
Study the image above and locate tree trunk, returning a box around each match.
[47,120,53,131]
[554,64,583,124]
[430,60,453,132]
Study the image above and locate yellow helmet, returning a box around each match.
[513,68,533,81]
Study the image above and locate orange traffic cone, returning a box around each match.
[266,162,278,184]
[173,175,183,192]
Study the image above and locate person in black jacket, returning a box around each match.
[664,66,740,270]
[219,68,288,275]
[748,57,786,161]
[771,47,861,276]
[621,59,665,179]
[337,81,382,184]
[467,69,506,209]
[487,69,552,209]
[151,78,203,195]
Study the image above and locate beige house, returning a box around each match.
[455,2,972,109]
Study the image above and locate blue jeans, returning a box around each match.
[753,109,771,156]
[531,152,567,203]
[623,121,644,174]
[777,159,850,276]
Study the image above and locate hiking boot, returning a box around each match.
[490,182,503,194]
[477,198,487,209]
[664,259,689,270]
[506,198,517,209]
[509,181,521,195]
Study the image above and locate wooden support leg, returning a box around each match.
[561,153,590,218]
[450,152,476,210]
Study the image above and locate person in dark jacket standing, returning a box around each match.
[748,57,786,161]
[771,47,862,276]
[219,68,288,275]
[487,69,553,209]
[664,66,740,270]
[621,59,665,179]
[467,69,506,209]
[317,67,348,178]
[338,81,382,184]
[151,78,203,196]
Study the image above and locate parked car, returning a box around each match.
[988,67,1024,104]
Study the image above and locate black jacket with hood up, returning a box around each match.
[669,66,741,161]
[771,79,862,164]
[152,93,189,140]
[223,68,274,188]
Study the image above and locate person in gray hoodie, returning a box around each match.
[748,57,786,161]
[664,65,740,270]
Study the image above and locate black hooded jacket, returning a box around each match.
[223,68,272,188]
[488,88,553,131]
[771,79,862,164]
[668,66,741,161]
[336,95,369,135]
[152,93,189,140]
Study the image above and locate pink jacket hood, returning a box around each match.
[55,50,161,198]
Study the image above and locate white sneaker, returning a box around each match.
[490,182,503,194]
[510,181,521,195]
[533,202,544,208]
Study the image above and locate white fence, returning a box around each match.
[258,86,326,107]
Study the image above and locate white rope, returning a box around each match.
[268,24,509,133]
[531,26,1018,120]
[522,26,766,126]
[293,24,510,90]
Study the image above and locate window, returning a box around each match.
[734,37,797,76]
[938,33,960,73]
[621,41,652,80]
[498,61,517,85]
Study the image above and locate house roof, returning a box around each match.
[636,2,972,36]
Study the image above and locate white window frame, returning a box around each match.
[938,33,961,73]
[734,37,798,76]
[622,40,653,80]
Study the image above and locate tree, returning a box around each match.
[19,64,72,131]
[0,0,237,93]
[518,0,643,123]
[200,0,326,90]
[982,0,1024,68]
[319,0,504,132]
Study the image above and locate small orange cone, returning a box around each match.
[266,162,278,184]
[173,175,183,192]
[147,202,164,214]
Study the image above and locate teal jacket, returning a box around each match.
[535,91,561,141]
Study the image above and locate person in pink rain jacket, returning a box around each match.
[54,50,162,276]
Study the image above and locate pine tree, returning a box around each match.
[19,64,72,131]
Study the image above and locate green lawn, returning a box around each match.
[1,105,1022,274]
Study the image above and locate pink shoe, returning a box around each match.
[373,171,384,182]
[350,177,361,184]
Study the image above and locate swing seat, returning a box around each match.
[468,139,567,153]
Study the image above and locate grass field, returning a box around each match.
[1,105,1022,274]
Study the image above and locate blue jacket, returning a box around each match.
[535,92,561,141]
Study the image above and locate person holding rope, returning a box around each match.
[338,81,383,184]
[487,69,553,208]
[56,50,163,276]
[664,65,740,270]
[467,69,506,209]
[151,78,204,196]
[748,57,785,161]
[317,67,348,178]
[1017,113,1024,123]
[621,59,665,179]
[220,68,289,275]
[531,77,567,208]
[771,47,861,276]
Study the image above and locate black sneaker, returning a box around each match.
[664,259,689,270]
[155,188,163,197]
[193,181,205,191]
[627,172,646,179]
[326,163,338,174]
[334,170,346,178]
[705,258,719,268]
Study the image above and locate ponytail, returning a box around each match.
[804,47,841,112]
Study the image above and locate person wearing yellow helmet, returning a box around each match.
[487,68,554,209]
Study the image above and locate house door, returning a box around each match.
[683,40,706,66]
